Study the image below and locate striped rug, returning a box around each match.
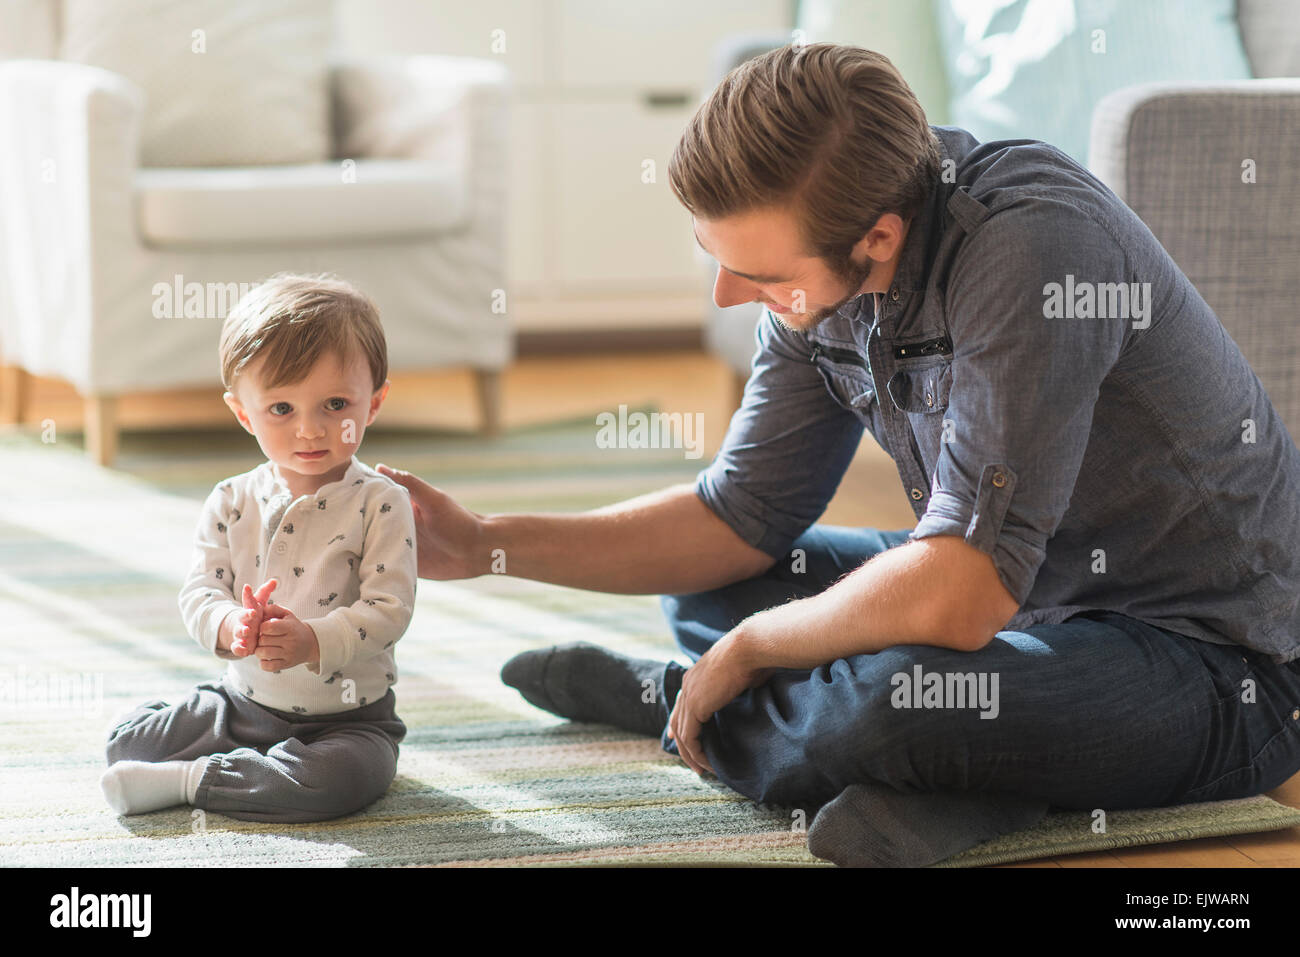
[0,420,828,866]
[4,422,1298,867]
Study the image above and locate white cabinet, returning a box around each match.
[552,100,697,287]
[557,0,781,90]
[338,0,794,331]
[506,100,548,286]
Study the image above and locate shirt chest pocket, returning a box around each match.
[815,361,877,420]
[887,359,954,465]
[887,359,953,416]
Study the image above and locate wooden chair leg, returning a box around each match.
[474,368,502,437]
[0,363,30,425]
[85,394,119,467]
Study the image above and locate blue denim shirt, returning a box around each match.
[696,126,1300,663]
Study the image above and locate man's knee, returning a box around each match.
[658,591,691,629]
[659,591,726,661]
[799,646,981,792]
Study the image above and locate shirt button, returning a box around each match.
[910,487,923,500]
[890,286,900,302]
[1292,709,1299,721]
[992,472,1007,488]
[276,542,288,554]
[925,391,934,407]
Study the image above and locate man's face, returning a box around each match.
[693,205,908,333]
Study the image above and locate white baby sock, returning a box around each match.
[100,757,210,815]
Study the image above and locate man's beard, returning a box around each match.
[772,253,875,333]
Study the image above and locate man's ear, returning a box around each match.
[223,391,255,435]
[366,380,391,426]
[854,212,908,264]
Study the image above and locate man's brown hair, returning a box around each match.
[219,273,388,395]
[668,42,941,279]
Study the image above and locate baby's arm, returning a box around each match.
[303,482,418,677]
[178,482,246,660]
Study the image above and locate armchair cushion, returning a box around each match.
[59,0,332,167]
[332,55,508,166]
[135,160,470,247]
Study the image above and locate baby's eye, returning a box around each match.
[327,398,348,411]
[269,402,292,416]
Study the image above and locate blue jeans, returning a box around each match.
[659,525,1300,812]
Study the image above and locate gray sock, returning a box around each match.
[807,781,1049,867]
[500,641,682,737]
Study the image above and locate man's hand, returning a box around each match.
[666,629,774,777]
[230,579,278,657]
[376,463,487,580]
[252,602,320,673]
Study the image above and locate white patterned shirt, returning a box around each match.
[178,456,417,714]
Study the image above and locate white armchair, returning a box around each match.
[0,10,512,466]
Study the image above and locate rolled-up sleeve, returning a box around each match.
[908,202,1128,604]
[695,307,864,559]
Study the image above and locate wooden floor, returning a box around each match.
[7,348,1300,867]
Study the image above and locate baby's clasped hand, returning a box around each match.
[254,602,321,674]
[228,577,319,673]
[231,579,278,656]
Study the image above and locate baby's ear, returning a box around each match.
[366,380,391,423]
[223,391,254,433]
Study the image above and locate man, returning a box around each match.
[377,43,1300,866]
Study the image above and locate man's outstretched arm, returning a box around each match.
[374,469,776,596]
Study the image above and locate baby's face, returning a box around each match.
[224,350,388,492]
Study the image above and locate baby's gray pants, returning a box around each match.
[105,673,405,823]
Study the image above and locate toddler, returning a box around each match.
[100,273,418,823]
